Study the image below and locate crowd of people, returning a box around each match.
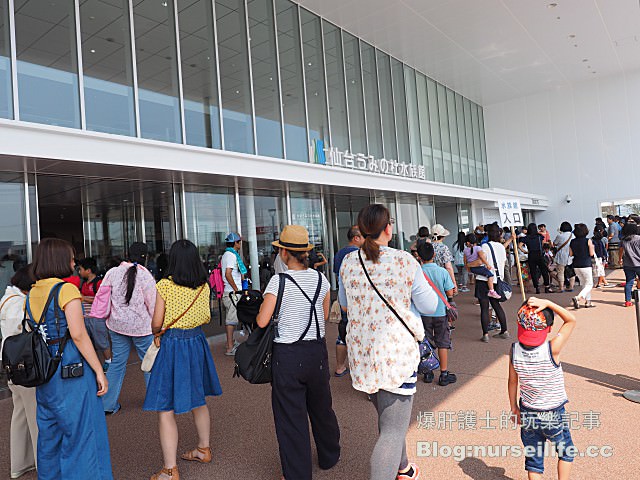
[1,206,638,480]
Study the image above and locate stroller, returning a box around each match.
[230,289,264,333]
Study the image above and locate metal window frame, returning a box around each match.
[243,0,258,154]
[22,161,32,260]
[388,56,399,162]
[8,0,18,120]
[234,177,242,235]
[453,91,469,186]
[211,0,225,149]
[296,4,311,162]
[285,182,292,223]
[374,47,384,158]
[318,15,332,148]
[127,0,141,137]
[358,38,368,156]
[272,0,286,157]
[403,64,420,166]
[172,0,186,144]
[73,0,86,129]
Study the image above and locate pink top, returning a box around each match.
[104,262,156,337]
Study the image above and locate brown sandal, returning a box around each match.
[180,446,212,464]
[150,466,179,480]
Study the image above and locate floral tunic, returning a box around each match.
[340,247,428,395]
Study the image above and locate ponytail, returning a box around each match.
[357,204,390,263]
[125,264,137,304]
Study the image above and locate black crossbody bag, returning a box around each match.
[2,283,70,387]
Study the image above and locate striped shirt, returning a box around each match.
[264,269,328,344]
[512,341,568,411]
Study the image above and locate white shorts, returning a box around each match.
[222,294,238,326]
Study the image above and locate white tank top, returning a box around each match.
[512,341,568,411]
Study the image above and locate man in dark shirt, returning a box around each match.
[333,225,364,377]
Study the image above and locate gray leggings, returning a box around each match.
[370,390,414,480]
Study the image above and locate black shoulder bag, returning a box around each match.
[234,274,286,384]
[357,250,439,374]
[2,283,69,387]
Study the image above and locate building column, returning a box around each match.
[242,189,261,289]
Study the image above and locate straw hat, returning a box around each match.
[272,225,314,252]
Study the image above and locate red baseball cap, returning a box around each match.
[517,304,555,347]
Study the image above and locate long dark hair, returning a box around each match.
[526,223,539,237]
[452,231,466,252]
[357,204,390,263]
[167,239,208,289]
[125,242,148,304]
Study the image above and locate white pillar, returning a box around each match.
[243,190,261,289]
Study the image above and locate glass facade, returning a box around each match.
[4,0,489,187]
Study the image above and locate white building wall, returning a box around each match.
[484,71,640,231]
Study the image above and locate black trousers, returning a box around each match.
[272,339,341,480]
[528,254,550,289]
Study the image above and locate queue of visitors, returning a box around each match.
[2,205,638,480]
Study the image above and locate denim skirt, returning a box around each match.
[143,326,222,414]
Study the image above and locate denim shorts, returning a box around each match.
[470,265,494,278]
[84,317,111,351]
[520,404,575,474]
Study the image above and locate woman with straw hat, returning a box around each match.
[256,225,341,480]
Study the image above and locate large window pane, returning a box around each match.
[427,78,443,182]
[0,2,12,119]
[15,0,80,127]
[240,188,287,290]
[133,0,181,142]
[301,9,328,153]
[217,0,254,153]
[276,0,306,161]
[0,172,28,296]
[479,106,489,187]
[398,196,418,252]
[342,32,365,155]
[391,59,410,163]
[179,0,221,148]
[80,0,135,136]
[360,42,381,158]
[455,93,469,186]
[404,66,420,166]
[323,21,348,151]
[248,0,282,157]
[463,97,477,187]
[290,190,326,269]
[471,102,483,188]
[416,73,434,180]
[447,89,461,185]
[437,83,452,183]
[376,50,396,161]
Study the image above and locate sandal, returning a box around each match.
[584,303,596,308]
[181,446,212,464]
[150,466,179,480]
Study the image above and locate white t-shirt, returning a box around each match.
[477,241,506,281]
[264,269,329,344]
[221,250,242,292]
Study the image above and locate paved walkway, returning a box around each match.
[2,271,639,479]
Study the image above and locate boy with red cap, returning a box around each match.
[508,297,577,480]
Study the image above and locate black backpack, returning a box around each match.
[2,283,70,387]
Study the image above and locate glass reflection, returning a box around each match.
[80,0,135,136]
[437,83,452,183]
[323,21,348,151]
[404,66,420,166]
[0,172,28,295]
[361,42,382,158]
[248,0,282,158]
[416,72,434,180]
[343,32,366,155]
[391,58,409,163]
[179,0,221,148]
[15,0,80,128]
[276,0,307,162]
[290,190,326,272]
[463,97,477,187]
[216,0,254,153]
[301,9,328,153]
[447,89,461,185]
[133,0,181,143]
[427,78,443,182]
[376,51,397,162]
[0,2,12,119]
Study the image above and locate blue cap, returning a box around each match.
[225,232,241,243]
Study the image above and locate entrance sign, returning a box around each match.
[311,140,426,180]
[498,199,523,228]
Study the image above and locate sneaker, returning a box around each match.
[481,334,489,343]
[488,321,501,331]
[460,286,470,293]
[438,371,457,386]
[423,370,434,383]
[624,301,633,307]
[571,297,580,309]
[224,341,240,356]
[491,311,497,320]
[397,463,420,480]
[493,331,511,339]
[487,290,501,299]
